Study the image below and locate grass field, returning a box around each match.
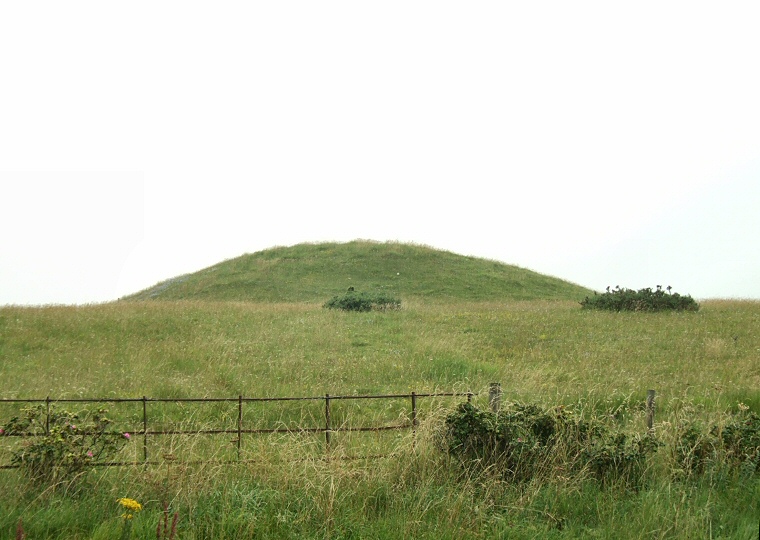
[1,243,759,538]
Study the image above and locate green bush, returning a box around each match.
[674,406,760,478]
[582,431,660,487]
[674,419,716,476]
[719,408,760,475]
[442,401,658,487]
[1,404,129,487]
[580,285,699,312]
[323,290,401,312]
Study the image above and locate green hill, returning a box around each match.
[122,240,592,302]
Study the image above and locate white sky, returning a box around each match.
[1,2,759,305]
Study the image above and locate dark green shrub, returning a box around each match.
[674,406,760,478]
[580,285,699,312]
[674,419,717,476]
[1,404,129,487]
[442,401,658,486]
[582,431,660,487]
[718,408,760,475]
[323,291,401,312]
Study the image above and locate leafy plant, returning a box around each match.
[1,404,129,486]
[323,290,401,312]
[674,418,716,477]
[718,406,760,475]
[580,285,699,312]
[673,405,760,478]
[442,401,657,486]
[582,431,660,487]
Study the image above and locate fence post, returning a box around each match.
[646,390,655,434]
[237,395,243,461]
[411,392,418,449]
[325,394,331,452]
[45,396,50,435]
[489,383,502,413]
[143,396,148,462]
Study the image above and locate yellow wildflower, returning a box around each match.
[117,498,143,513]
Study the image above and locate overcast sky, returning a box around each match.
[1,2,758,305]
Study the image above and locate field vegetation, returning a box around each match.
[1,242,758,538]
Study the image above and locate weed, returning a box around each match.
[117,497,142,540]
[156,501,179,540]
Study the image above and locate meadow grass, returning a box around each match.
[1,299,759,538]
[1,299,757,409]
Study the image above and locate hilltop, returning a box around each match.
[122,240,592,303]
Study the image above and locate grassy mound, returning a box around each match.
[122,240,592,303]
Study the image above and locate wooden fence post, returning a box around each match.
[646,390,655,434]
[489,383,501,413]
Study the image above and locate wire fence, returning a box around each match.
[0,390,475,469]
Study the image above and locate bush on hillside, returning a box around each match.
[323,290,401,312]
[580,285,699,312]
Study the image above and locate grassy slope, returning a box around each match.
[122,240,593,303]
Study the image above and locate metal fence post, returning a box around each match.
[325,394,331,452]
[237,395,243,461]
[143,396,148,462]
[411,392,418,449]
[45,396,51,435]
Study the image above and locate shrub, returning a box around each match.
[1,404,129,487]
[582,431,660,487]
[718,407,760,475]
[442,401,658,487]
[323,291,401,312]
[673,405,760,478]
[580,285,699,312]
[674,418,716,477]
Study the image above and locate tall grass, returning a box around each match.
[1,299,759,538]
[1,300,757,410]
